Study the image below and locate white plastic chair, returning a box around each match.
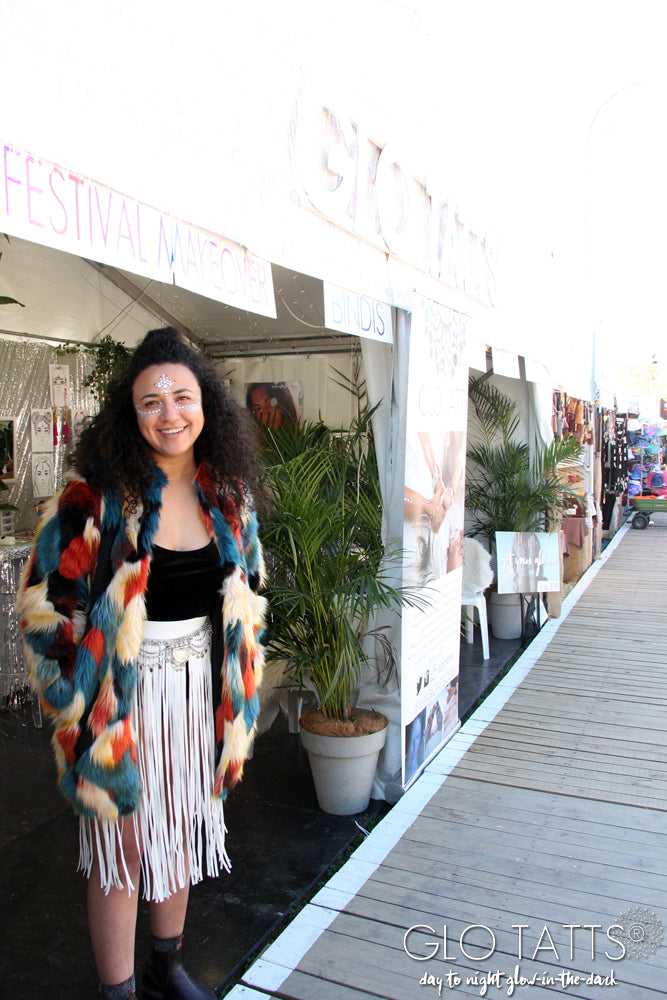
[461,591,490,659]
[461,537,494,660]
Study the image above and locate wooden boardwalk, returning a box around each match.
[229,515,667,1000]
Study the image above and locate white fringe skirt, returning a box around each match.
[79,616,231,902]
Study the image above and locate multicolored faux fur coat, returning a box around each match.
[16,462,266,823]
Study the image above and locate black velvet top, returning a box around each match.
[145,541,226,621]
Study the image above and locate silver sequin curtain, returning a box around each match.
[0,339,98,533]
[0,339,97,699]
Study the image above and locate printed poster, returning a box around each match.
[495,531,560,594]
[401,296,468,788]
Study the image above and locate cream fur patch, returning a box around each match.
[56,690,86,728]
[223,568,267,632]
[123,503,142,550]
[15,579,68,632]
[77,778,119,823]
[51,732,67,777]
[89,718,126,769]
[72,607,87,643]
[215,715,254,793]
[106,559,144,614]
[83,516,100,552]
[115,592,146,664]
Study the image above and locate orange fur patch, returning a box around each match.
[56,724,79,765]
[82,626,105,665]
[89,675,117,736]
[123,558,149,607]
[110,716,133,764]
[242,657,256,699]
[59,536,94,579]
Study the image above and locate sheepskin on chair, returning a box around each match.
[462,536,494,594]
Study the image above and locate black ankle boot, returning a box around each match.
[141,936,216,1000]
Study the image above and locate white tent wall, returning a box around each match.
[0,236,171,348]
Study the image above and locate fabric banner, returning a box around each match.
[1,141,277,318]
[400,296,468,788]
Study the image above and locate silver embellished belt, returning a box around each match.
[138,619,211,672]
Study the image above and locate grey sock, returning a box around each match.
[150,933,182,953]
[99,973,136,999]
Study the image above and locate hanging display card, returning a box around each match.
[495,531,560,594]
[49,364,70,407]
[32,454,55,498]
[31,409,54,453]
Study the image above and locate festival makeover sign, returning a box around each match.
[400,295,468,789]
[1,142,276,318]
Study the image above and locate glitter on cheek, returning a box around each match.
[134,396,201,417]
[173,401,202,411]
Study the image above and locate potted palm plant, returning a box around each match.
[258,401,423,814]
[465,375,582,638]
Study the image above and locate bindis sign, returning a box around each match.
[1,143,276,318]
[323,282,393,343]
[292,97,497,307]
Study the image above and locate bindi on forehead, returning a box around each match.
[154,372,176,393]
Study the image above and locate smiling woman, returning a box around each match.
[17,327,266,1000]
[132,364,205,465]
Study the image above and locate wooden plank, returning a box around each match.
[445,770,665,809]
[426,774,667,832]
[460,729,667,762]
[245,964,381,1000]
[448,760,667,803]
[385,821,665,878]
[460,741,667,778]
[403,806,667,860]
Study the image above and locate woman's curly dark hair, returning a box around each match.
[72,327,260,510]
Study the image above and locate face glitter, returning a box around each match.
[154,373,176,393]
[134,395,202,418]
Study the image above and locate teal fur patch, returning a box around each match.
[243,693,259,729]
[36,660,74,711]
[34,516,62,578]
[75,747,142,812]
[72,645,102,707]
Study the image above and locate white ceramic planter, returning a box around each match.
[488,591,523,640]
[300,721,388,815]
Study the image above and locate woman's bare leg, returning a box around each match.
[87,820,142,987]
[149,882,190,938]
